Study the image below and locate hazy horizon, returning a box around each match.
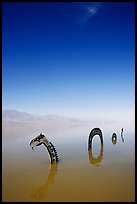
[2,108,135,123]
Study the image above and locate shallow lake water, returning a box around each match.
[2,122,135,202]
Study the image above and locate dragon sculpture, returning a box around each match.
[30,133,59,163]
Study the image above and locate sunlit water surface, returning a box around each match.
[2,122,135,202]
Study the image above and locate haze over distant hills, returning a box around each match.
[1,110,99,138]
[2,109,116,127]
[2,109,90,126]
[3,109,124,136]
[3,110,134,138]
[2,110,93,137]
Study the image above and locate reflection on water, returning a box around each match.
[30,162,58,200]
[88,144,103,167]
[2,123,135,202]
[121,133,124,142]
[111,129,125,144]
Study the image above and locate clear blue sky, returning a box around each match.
[2,2,135,121]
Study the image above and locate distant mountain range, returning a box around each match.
[2,110,118,128]
[2,110,123,139]
[2,110,90,126]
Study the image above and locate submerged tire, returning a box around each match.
[88,128,103,150]
[88,128,104,166]
[112,133,117,145]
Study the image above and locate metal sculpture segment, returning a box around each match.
[121,128,124,142]
[30,133,59,163]
[112,133,117,145]
[88,128,104,166]
[88,127,103,150]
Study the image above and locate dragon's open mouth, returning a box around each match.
[36,143,41,146]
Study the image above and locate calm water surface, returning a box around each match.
[2,122,135,202]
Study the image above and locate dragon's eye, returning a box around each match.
[36,139,39,141]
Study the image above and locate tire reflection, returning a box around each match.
[88,144,104,167]
[30,162,58,200]
[88,128,104,167]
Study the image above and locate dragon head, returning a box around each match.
[29,133,49,150]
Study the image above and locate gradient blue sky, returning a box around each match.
[2,2,135,121]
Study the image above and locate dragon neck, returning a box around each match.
[43,141,59,163]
